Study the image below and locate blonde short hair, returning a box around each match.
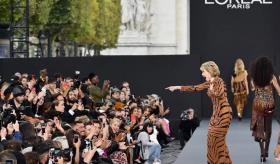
[234,58,245,75]
[200,61,220,77]
[110,118,121,126]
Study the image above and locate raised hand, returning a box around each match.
[165,86,181,92]
[0,127,7,139]
[73,137,81,149]
[103,80,110,89]
[13,121,20,132]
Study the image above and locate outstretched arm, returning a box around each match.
[272,75,280,96]
[166,82,209,92]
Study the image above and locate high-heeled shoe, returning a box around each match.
[260,156,266,163]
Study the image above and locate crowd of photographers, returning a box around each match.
[0,69,174,164]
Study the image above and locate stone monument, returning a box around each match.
[102,0,189,55]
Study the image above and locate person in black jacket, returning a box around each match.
[178,108,200,150]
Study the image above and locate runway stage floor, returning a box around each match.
[175,119,280,164]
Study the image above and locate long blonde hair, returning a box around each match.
[234,58,245,75]
[200,61,220,77]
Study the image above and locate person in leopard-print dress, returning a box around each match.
[231,58,249,120]
[250,57,280,162]
[166,61,232,164]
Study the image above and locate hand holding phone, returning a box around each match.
[74,134,79,143]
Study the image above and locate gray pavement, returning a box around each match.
[175,119,280,164]
[160,140,182,164]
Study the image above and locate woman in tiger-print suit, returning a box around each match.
[166,61,232,164]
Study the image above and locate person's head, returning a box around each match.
[120,91,126,102]
[13,85,25,104]
[186,108,194,119]
[48,78,57,90]
[91,120,101,136]
[24,152,39,164]
[251,56,274,87]
[33,141,50,164]
[148,114,157,124]
[1,82,10,99]
[14,72,22,79]
[65,129,78,149]
[21,77,28,88]
[110,118,121,133]
[131,107,138,116]
[115,110,123,117]
[0,150,17,163]
[200,61,220,81]
[19,122,36,140]
[122,81,130,89]
[143,106,151,117]
[55,94,64,102]
[111,88,120,100]
[234,58,245,75]
[67,88,78,103]
[143,122,154,135]
[84,122,93,137]
[40,69,48,79]
[73,121,85,137]
[88,73,99,85]
[137,107,143,118]
[65,77,74,87]
[25,88,31,98]
[4,140,22,152]
[53,100,65,113]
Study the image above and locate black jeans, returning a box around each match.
[179,129,191,148]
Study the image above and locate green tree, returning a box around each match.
[68,0,99,44]
[47,0,73,42]
[0,0,10,23]
[0,0,27,23]
[29,0,54,35]
[93,0,121,55]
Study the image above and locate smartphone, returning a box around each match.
[74,134,79,143]
[49,148,55,159]
[41,127,45,134]
[78,99,82,105]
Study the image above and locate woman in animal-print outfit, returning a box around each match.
[250,57,280,162]
[166,61,232,164]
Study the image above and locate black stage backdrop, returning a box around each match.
[190,0,280,119]
[0,56,202,136]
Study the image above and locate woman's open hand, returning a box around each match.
[165,86,181,92]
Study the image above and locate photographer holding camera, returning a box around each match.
[87,73,110,106]
[6,85,38,123]
[178,108,200,150]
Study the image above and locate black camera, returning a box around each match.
[2,108,17,127]
[62,148,72,162]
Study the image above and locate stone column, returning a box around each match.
[176,0,190,55]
